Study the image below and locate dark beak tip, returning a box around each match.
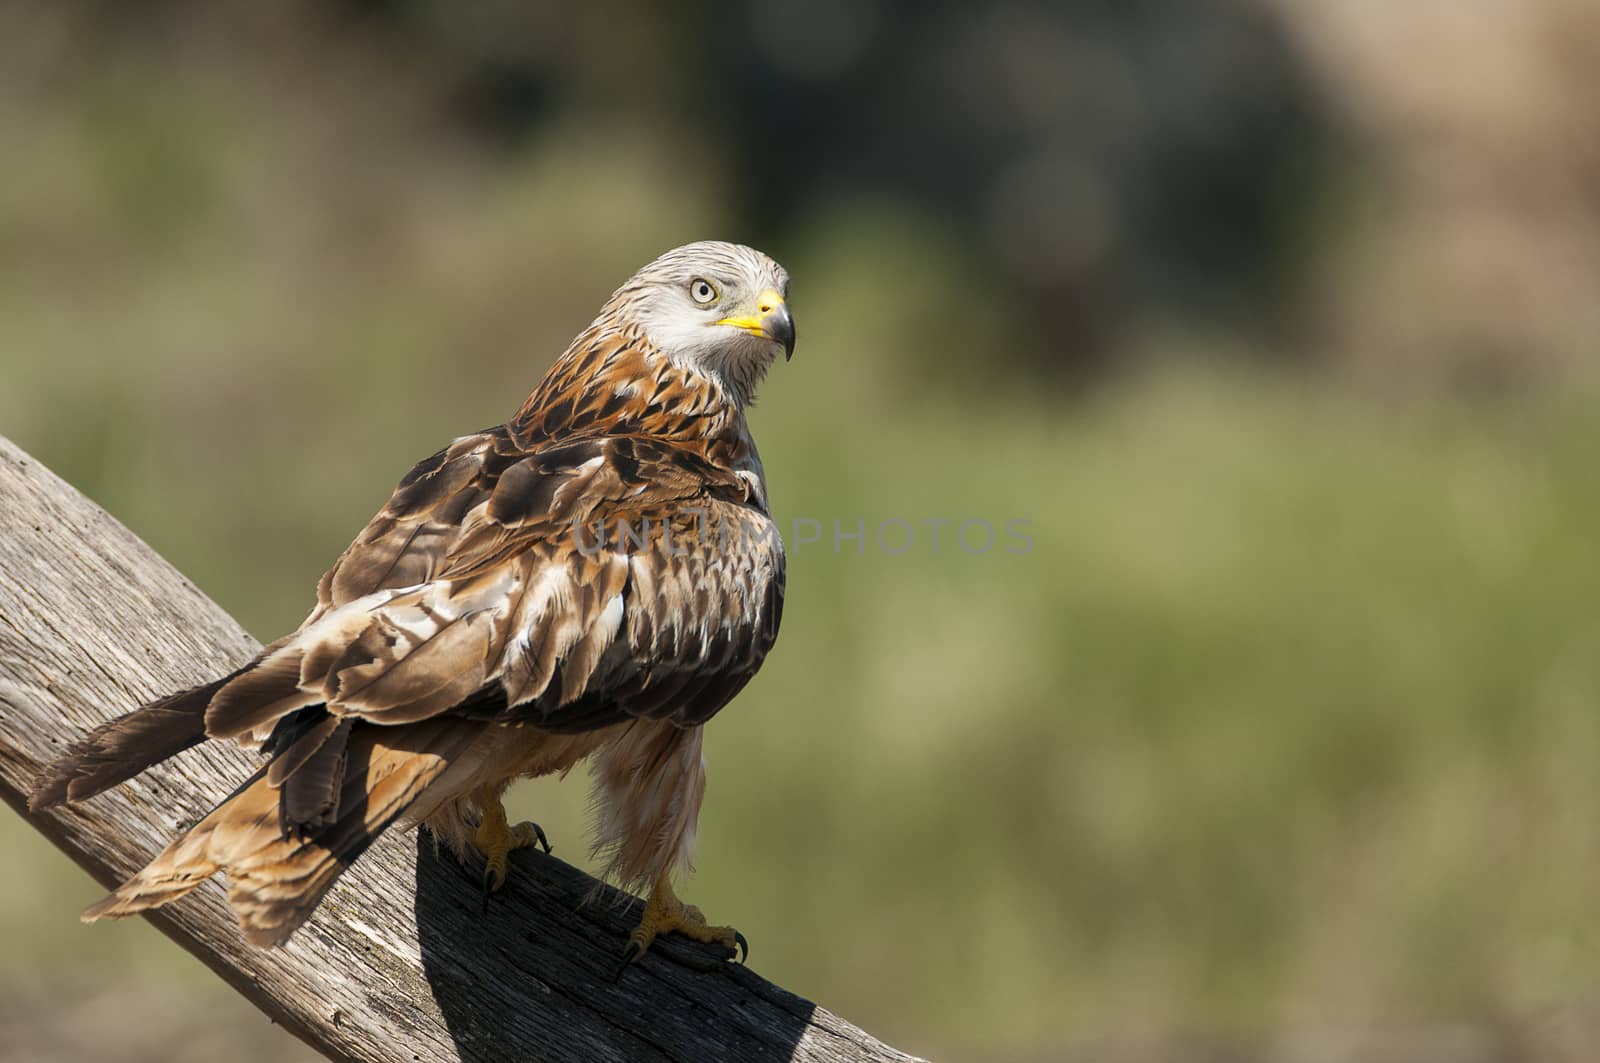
[773,308,796,361]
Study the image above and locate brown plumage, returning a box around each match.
[31,242,793,954]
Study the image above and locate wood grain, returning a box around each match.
[0,434,921,1063]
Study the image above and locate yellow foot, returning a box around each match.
[615,875,747,979]
[471,786,550,900]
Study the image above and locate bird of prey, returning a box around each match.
[30,241,793,969]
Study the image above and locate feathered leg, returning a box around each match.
[593,721,744,972]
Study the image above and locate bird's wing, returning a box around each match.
[202,422,784,743]
[487,493,786,733]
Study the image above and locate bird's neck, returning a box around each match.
[510,325,754,467]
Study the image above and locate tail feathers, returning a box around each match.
[29,672,243,811]
[83,718,478,946]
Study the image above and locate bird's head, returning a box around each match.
[605,241,794,406]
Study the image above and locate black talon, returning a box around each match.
[732,930,749,964]
[612,942,642,982]
[530,822,551,854]
[481,866,501,913]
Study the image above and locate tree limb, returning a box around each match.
[0,435,922,1063]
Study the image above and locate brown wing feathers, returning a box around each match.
[266,713,354,838]
[29,667,247,809]
[203,644,316,740]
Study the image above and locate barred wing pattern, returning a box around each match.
[238,425,785,737]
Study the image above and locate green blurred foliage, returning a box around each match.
[3,4,1600,1062]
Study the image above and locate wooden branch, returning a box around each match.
[0,435,922,1063]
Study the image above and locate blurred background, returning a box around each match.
[3,1,1600,1060]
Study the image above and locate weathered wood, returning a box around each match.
[0,435,922,1063]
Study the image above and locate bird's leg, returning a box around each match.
[471,785,550,898]
[616,874,747,976]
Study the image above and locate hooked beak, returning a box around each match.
[715,288,796,361]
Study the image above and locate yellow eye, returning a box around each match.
[689,278,718,304]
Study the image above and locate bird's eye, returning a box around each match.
[689,278,718,304]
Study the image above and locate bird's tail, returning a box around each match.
[80,717,477,946]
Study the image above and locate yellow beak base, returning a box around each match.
[715,288,795,358]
